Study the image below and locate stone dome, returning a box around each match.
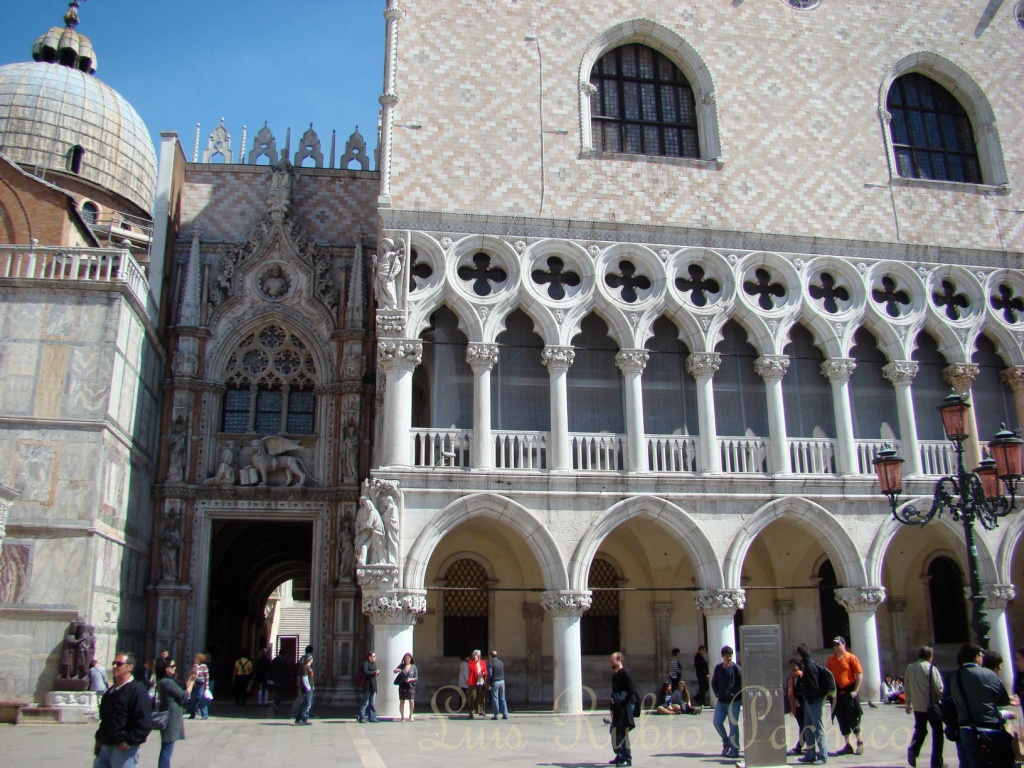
[0,3,156,213]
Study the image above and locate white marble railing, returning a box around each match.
[646,435,699,473]
[789,438,836,474]
[412,429,471,467]
[919,439,957,476]
[571,433,624,471]
[0,245,150,313]
[719,436,769,473]
[493,431,547,469]
[855,439,895,475]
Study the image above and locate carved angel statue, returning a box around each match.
[249,436,311,487]
[354,495,386,566]
[374,238,404,309]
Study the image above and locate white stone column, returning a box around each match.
[882,362,921,475]
[542,347,574,471]
[944,364,982,469]
[835,587,886,702]
[616,349,649,473]
[377,339,422,467]
[755,355,791,475]
[999,367,1024,430]
[467,343,498,470]
[541,590,591,714]
[886,598,908,672]
[983,584,1017,692]
[377,0,403,204]
[821,359,858,475]
[686,353,722,473]
[694,589,746,704]
[360,577,426,720]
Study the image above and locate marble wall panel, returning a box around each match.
[0,294,43,340]
[66,346,112,420]
[41,297,82,340]
[18,537,89,608]
[0,542,31,603]
[13,441,59,506]
[0,616,73,698]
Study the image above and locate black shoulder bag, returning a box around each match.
[954,671,1014,768]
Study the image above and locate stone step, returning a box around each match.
[15,706,62,725]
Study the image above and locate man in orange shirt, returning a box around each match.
[826,636,864,756]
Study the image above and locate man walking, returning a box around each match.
[488,650,508,719]
[904,645,944,768]
[711,645,743,760]
[93,651,152,768]
[795,643,828,765]
[826,636,864,756]
[294,645,314,725]
[608,652,638,767]
[232,651,253,706]
[694,645,710,707]
[357,651,379,723]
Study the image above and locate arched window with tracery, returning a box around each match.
[442,559,489,657]
[221,325,318,435]
[590,44,699,158]
[887,73,981,184]
[581,558,620,655]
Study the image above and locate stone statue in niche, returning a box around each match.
[55,620,93,690]
[354,495,385,566]
[260,265,290,299]
[166,419,187,483]
[381,493,400,566]
[341,425,359,483]
[373,238,404,309]
[159,507,182,582]
[204,441,238,486]
[337,512,355,579]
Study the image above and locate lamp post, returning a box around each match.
[872,391,1023,649]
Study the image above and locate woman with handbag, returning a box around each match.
[186,653,211,720]
[393,653,418,722]
[155,657,193,768]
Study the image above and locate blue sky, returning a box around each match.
[0,0,385,167]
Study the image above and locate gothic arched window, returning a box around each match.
[590,44,699,158]
[887,73,981,184]
[221,325,318,435]
[581,558,620,655]
[442,559,489,658]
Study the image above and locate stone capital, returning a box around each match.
[886,597,907,613]
[540,590,592,618]
[754,355,790,381]
[982,584,1016,610]
[686,352,721,378]
[377,339,422,370]
[694,589,746,617]
[834,586,886,613]
[541,346,575,371]
[615,349,649,374]
[1000,366,1024,394]
[820,358,857,383]
[882,361,919,385]
[943,363,980,394]
[356,564,399,592]
[652,602,674,619]
[773,599,793,617]
[466,343,499,371]
[362,590,427,625]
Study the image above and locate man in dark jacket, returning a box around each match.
[950,642,1012,768]
[796,643,828,765]
[357,651,379,723]
[488,650,508,720]
[608,652,638,767]
[694,645,710,706]
[94,651,152,768]
[711,645,743,759]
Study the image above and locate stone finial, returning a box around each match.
[248,122,278,165]
[294,123,324,168]
[343,126,371,171]
[202,118,232,164]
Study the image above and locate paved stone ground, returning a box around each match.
[0,701,926,767]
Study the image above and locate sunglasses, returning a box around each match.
[112,661,131,667]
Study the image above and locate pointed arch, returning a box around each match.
[404,492,568,592]
[723,497,867,589]
[569,495,722,592]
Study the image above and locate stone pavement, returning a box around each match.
[0,700,926,768]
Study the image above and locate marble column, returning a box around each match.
[835,587,886,702]
[886,598,908,673]
[774,600,793,658]
[944,364,981,469]
[686,353,722,473]
[983,584,1017,692]
[360,581,426,720]
[755,355,791,475]
[882,361,921,475]
[653,602,673,677]
[542,347,575,471]
[467,343,498,470]
[522,603,545,703]
[616,349,650,473]
[999,367,1024,429]
[541,590,592,714]
[820,359,858,475]
[377,339,422,467]
[694,589,746,704]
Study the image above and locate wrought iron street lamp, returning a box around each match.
[872,391,1023,649]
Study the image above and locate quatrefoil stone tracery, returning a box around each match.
[225,325,317,388]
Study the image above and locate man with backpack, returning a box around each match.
[796,643,832,765]
[232,652,253,706]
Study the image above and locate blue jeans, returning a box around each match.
[296,688,313,722]
[713,698,741,754]
[158,741,174,768]
[188,686,209,718]
[93,744,140,768]
[359,689,377,721]
[802,696,828,762]
[490,680,508,718]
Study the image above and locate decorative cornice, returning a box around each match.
[615,349,649,374]
[693,589,746,616]
[754,355,790,381]
[820,358,857,383]
[540,590,592,617]
[686,353,722,378]
[982,584,1016,610]
[466,343,499,371]
[882,360,919,385]
[541,346,575,370]
[834,586,886,613]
